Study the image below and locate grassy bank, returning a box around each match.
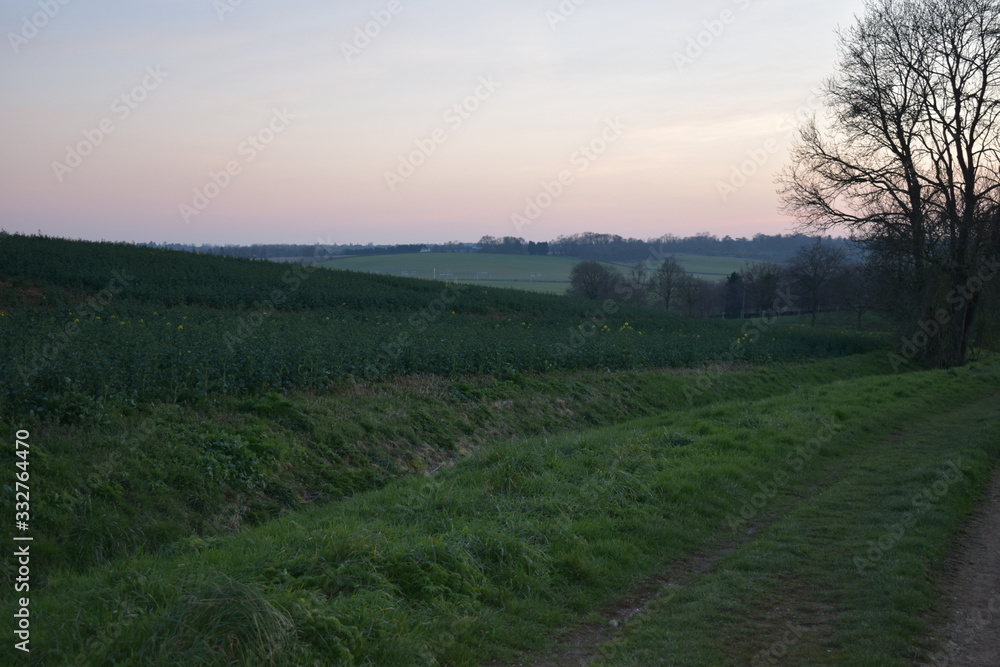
[2,353,892,582]
[13,359,998,665]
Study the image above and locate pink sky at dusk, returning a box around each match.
[1,0,868,246]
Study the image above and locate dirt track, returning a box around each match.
[925,467,1000,666]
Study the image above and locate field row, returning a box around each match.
[0,306,885,421]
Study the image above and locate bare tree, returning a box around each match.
[787,241,847,326]
[627,261,651,305]
[740,262,783,315]
[833,262,877,329]
[649,258,685,310]
[722,272,745,319]
[779,0,1000,365]
[567,261,618,300]
[677,273,713,317]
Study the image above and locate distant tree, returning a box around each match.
[787,240,847,326]
[740,262,783,315]
[567,261,620,300]
[626,262,651,305]
[834,262,877,330]
[677,273,713,317]
[526,241,550,256]
[649,258,685,310]
[722,272,745,319]
[498,237,526,254]
[477,236,500,252]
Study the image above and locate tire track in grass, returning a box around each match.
[514,534,756,667]
[511,417,905,666]
[515,393,1000,667]
[729,395,1000,666]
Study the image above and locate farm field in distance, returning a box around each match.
[322,252,748,293]
[1,233,997,666]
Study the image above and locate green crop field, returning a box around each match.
[671,252,751,277]
[1,232,995,666]
[322,252,748,293]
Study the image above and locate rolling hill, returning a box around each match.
[321,252,749,294]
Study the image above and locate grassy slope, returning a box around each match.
[4,354,892,581]
[15,358,1000,665]
[672,253,754,277]
[323,253,597,294]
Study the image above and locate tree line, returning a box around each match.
[567,240,1000,350]
[479,232,853,263]
[141,233,852,264]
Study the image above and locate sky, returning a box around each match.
[0,0,868,246]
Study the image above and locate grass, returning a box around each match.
[322,252,748,293]
[12,357,999,665]
[671,253,755,278]
[596,386,1000,665]
[0,353,894,583]
[323,253,588,294]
